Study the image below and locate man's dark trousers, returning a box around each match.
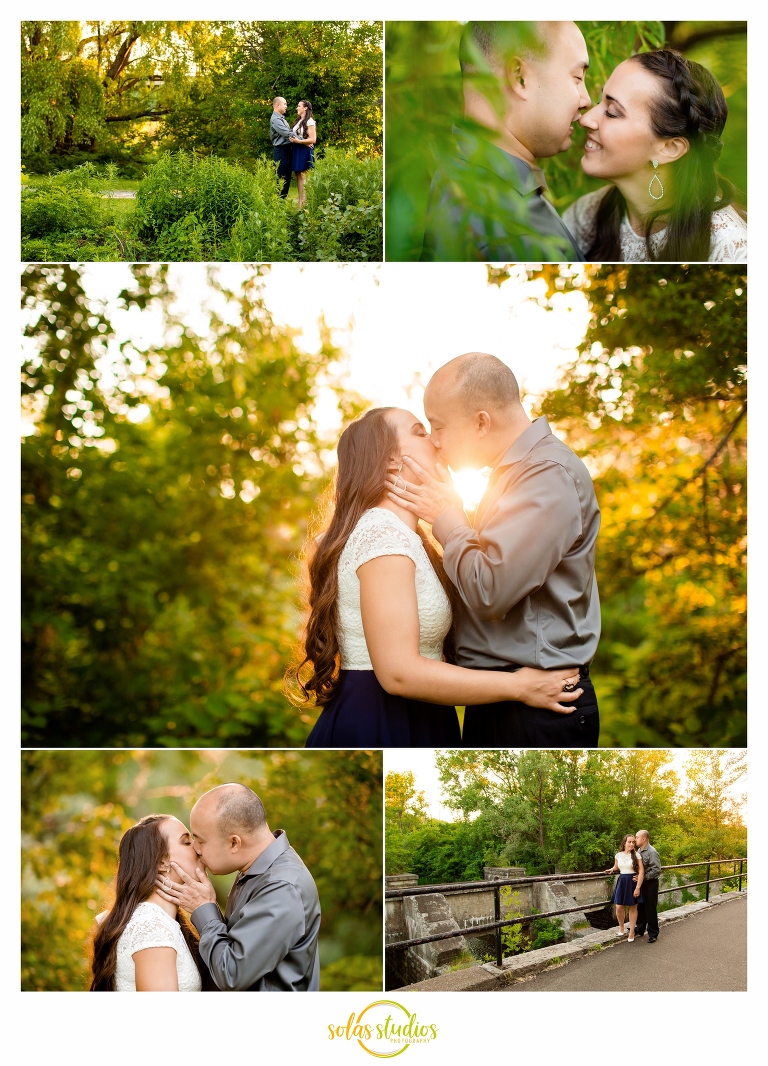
[462,668,599,747]
[636,877,659,939]
[273,144,292,198]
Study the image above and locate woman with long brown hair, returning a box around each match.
[90,814,205,991]
[299,407,584,747]
[564,49,746,262]
[606,833,645,942]
[290,99,317,209]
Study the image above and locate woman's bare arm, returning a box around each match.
[133,947,179,991]
[358,554,582,710]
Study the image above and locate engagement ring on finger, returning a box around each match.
[563,682,577,692]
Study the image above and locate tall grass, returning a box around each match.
[21,151,383,262]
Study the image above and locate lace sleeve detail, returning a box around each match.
[708,205,747,262]
[562,187,609,253]
[120,908,178,957]
[346,511,418,573]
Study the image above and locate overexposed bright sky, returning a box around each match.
[26,262,591,508]
[384,748,748,823]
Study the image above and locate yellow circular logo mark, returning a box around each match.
[355,1000,437,1058]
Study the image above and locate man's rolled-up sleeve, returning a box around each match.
[437,461,583,620]
[193,881,305,991]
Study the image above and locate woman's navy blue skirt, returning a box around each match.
[612,872,643,907]
[292,144,314,173]
[305,669,461,748]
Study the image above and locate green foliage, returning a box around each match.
[21,264,344,747]
[385,21,745,259]
[386,751,747,887]
[21,749,382,992]
[22,151,383,262]
[134,152,271,250]
[296,151,384,262]
[522,264,746,746]
[163,22,383,162]
[529,918,564,951]
[22,21,382,176]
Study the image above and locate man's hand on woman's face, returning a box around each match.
[385,455,464,525]
[155,861,216,912]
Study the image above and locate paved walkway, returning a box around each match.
[505,895,746,991]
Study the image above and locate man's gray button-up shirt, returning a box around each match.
[420,125,584,263]
[270,112,295,146]
[432,416,600,669]
[191,830,321,991]
[638,844,662,881]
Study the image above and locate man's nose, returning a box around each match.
[579,86,592,111]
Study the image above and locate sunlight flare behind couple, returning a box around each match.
[297,352,600,748]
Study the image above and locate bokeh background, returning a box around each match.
[21,748,382,992]
[385,21,747,260]
[22,261,746,749]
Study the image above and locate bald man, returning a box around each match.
[270,97,297,198]
[388,353,601,746]
[420,21,589,262]
[156,784,321,991]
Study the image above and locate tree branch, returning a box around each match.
[104,109,172,123]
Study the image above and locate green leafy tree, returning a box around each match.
[487,263,746,746]
[21,264,345,747]
[163,21,383,161]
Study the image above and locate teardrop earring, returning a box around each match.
[393,463,407,494]
[648,160,664,200]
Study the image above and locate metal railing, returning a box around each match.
[385,858,747,970]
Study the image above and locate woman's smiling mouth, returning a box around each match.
[584,138,603,152]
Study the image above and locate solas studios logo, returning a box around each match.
[327,999,439,1057]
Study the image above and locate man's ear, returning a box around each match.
[656,136,689,165]
[506,56,529,101]
[229,834,242,854]
[476,411,492,439]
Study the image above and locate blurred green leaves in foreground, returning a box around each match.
[22,749,382,992]
[22,264,359,747]
[385,21,746,260]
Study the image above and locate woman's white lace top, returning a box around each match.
[563,186,747,262]
[336,508,451,670]
[293,117,316,133]
[616,852,637,874]
[112,902,202,992]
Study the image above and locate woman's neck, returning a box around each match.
[376,493,419,531]
[145,889,178,919]
[613,171,669,236]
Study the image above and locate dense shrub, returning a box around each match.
[296,149,383,261]
[134,152,271,255]
[21,151,383,262]
[21,164,105,239]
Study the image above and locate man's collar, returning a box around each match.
[496,416,553,470]
[240,829,289,879]
[452,124,547,195]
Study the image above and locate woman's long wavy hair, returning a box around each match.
[619,835,640,875]
[294,407,456,706]
[295,99,314,139]
[89,814,204,991]
[588,49,743,262]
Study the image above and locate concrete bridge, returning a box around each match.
[394,892,746,993]
[386,861,746,992]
